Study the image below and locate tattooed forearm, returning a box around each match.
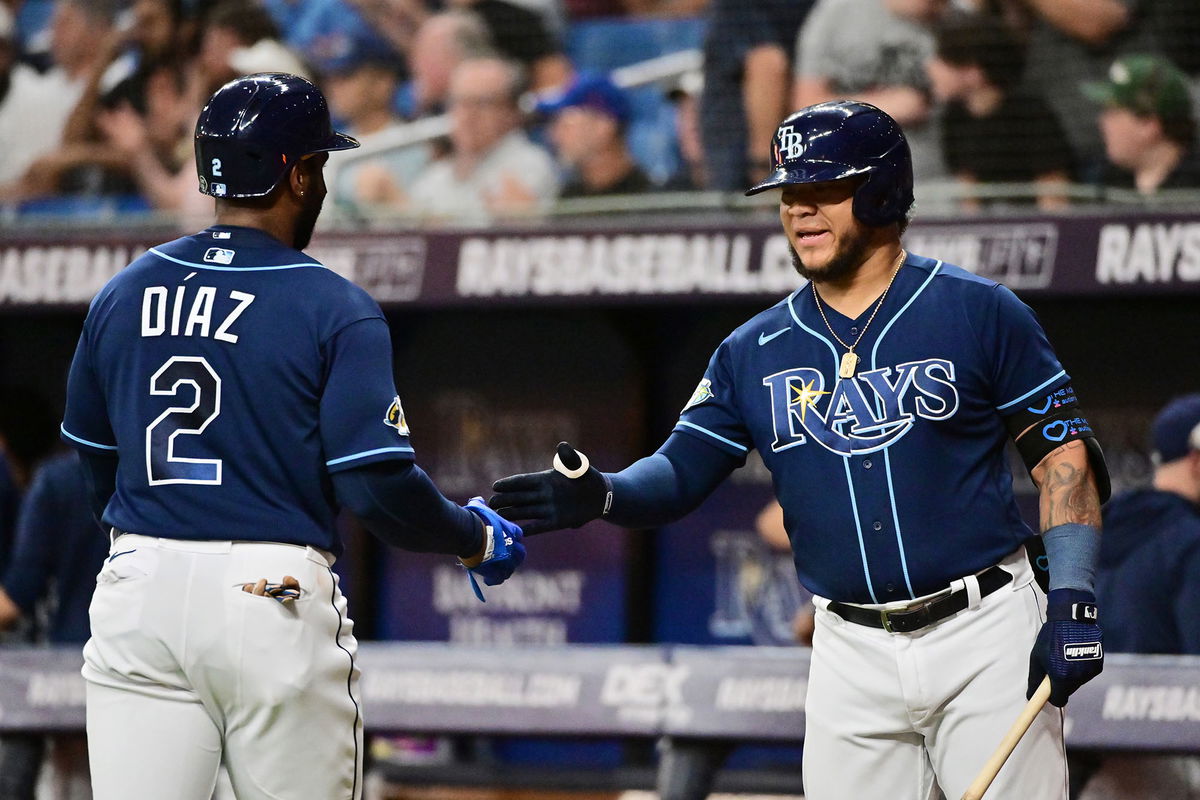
[1032,440,1102,530]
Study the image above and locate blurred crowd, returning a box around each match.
[0,0,1198,226]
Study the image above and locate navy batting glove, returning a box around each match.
[1027,588,1104,707]
[488,442,612,535]
[461,497,525,602]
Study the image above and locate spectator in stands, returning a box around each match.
[1096,393,1200,654]
[406,56,559,223]
[9,0,196,206]
[93,56,213,222]
[98,0,190,116]
[318,34,431,212]
[1079,394,1200,800]
[0,451,108,800]
[406,9,495,119]
[194,0,285,96]
[1017,0,1155,182]
[539,73,654,198]
[0,0,119,204]
[271,0,402,114]
[701,0,813,191]
[446,0,572,92]
[794,0,949,183]
[1085,54,1200,196]
[343,0,430,63]
[927,11,1072,210]
[662,69,707,191]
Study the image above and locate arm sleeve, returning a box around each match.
[332,461,483,558]
[60,322,117,454]
[606,432,743,528]
[985,285,1070,416]
[320,318,416,472]
[79,450,118,526]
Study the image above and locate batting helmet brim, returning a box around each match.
[744,160,870,196]
[318,132,361,153]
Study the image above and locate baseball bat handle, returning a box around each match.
[960,676,1051,800]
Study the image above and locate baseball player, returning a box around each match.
[59,73,524,800]
[490,101,1108,799]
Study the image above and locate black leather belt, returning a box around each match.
[827,566,1013,633]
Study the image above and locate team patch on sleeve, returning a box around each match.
[682,378,714,412]
[384,396,410,436]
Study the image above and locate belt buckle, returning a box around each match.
[879,609,895,633]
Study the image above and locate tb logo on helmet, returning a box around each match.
[775,125,806,163]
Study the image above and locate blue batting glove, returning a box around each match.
[461,496,525,602]
[1027,588,1104,707]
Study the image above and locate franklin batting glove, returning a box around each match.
[488,442,612,534]
[1027,588,1104,707]
[460,497,525,602]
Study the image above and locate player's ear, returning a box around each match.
[286,160,307,200]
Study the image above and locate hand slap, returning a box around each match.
[488,442,611,534]
[460,497,525,602]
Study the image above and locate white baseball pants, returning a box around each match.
[802,548,1068,800]
[83,534,363,800]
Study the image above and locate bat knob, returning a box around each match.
[552,442,589,479]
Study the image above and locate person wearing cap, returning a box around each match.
[540,72,654,199]
[316,34,431,212]
[1095,394,1200,656]
[1084,54,1200,195]
[407,55,559,222]
[1080,394,1200,799]
[0,0,118,203]
[927,11,1073,210]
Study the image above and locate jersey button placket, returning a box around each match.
[863,458,872,469]
[873,520,883,532]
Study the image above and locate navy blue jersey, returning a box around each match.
[61,225,414,554]
[1097,489,1200,655]
[676,254,1067,604]
[1,452,107,643]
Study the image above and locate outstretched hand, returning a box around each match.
[488,442,612,535]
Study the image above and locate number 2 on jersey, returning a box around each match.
[146,356,222,485]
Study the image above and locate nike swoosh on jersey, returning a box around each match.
[758,327,790,346]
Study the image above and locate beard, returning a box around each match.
[293,190,325,250]
[790,224,873,284]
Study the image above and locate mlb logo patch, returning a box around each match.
[204,248,236,265]
[212,183,227,197]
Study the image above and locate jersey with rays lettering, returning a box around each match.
[676,253,1068,604]
[60,225,414,555]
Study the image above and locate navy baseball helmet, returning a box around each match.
[194,73,359,199]
[746,101,914,227]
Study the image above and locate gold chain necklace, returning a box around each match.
[811,249,906,379]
